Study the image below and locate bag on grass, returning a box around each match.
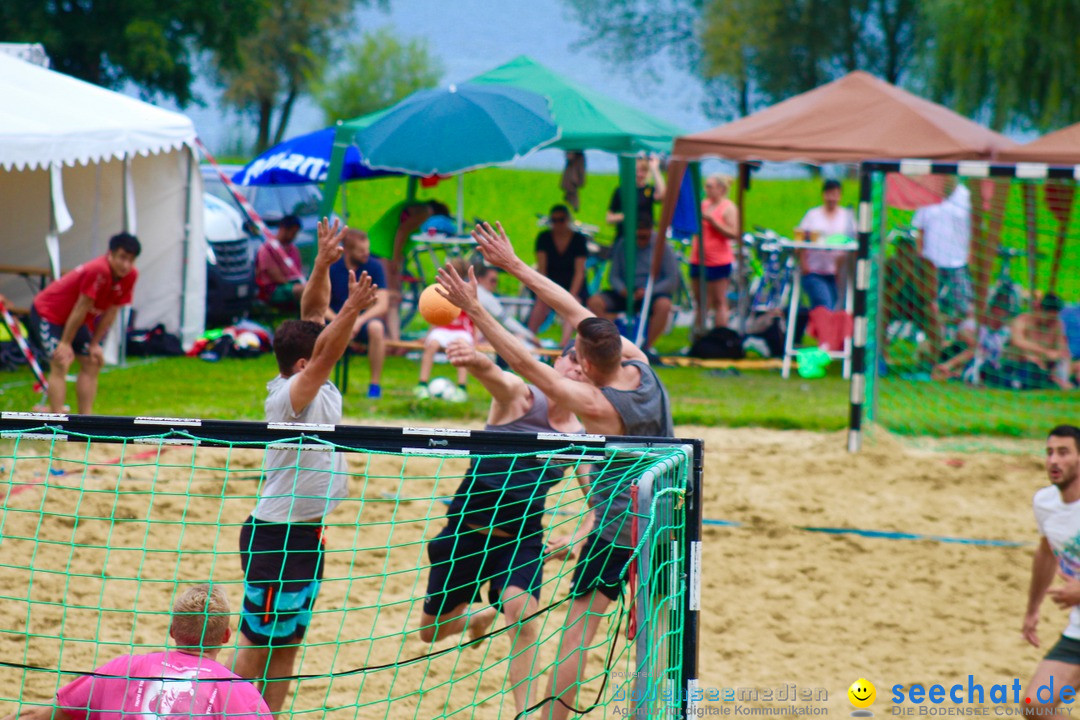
[127,324,183,357]
[689,327,745,360]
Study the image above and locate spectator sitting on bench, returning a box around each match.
[328,228,388,399]
[586,228,678,357]
[255,215,306,310]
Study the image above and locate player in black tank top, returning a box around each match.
[419,341,584,717]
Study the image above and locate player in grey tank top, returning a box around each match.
[436,222,677,720]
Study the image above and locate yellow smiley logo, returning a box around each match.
[848,678,876,710]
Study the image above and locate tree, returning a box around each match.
[922,0,1080,131]
[215,0,368,152]
[564,0,920,120]
[314,27,443,123]
[0,0,260,105]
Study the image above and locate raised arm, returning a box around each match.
[445,339,531,422]
[289,270,376,414]
[300,218,346,323]
[473,222,594,330]
[436,263,609,422]
[650,156,667,201]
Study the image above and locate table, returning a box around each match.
[408,233,478,271]
[779,240,858,380]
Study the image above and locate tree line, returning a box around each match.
[0,0,441,152]
[563,0,1080,132]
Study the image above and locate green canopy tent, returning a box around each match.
[319,56,690,330]
[469,55,688,321]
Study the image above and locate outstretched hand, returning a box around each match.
[316,217,346,265]
[435,263,480,313]
[471,222,520,270]
[344,270,378,312]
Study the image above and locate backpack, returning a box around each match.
[689,326,746,360]
[127,324,183,357]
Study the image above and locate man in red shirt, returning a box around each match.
[255,215,307,309]
[30,233,140,414]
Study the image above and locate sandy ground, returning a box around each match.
[0,424,1057,718]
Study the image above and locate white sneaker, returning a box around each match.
[444,386,467,403]
[413,384,430,400]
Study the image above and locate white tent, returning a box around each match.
[0,51,205,350]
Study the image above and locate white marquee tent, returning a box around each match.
[0,51,205,349]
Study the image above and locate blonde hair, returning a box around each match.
[170,584,230,649]
[706,174,732,194]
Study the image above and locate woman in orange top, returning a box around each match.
[690,174,738,332]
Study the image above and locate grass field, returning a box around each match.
[1,170,1076,439]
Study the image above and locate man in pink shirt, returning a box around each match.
[1,585,271,720]
[255,215,307,309]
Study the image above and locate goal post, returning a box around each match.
[0,412,703,720]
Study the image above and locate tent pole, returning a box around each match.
[735,163,748,335]
[688,162,706,338]
[319,121,348,219]
[406,175,419,202]
[179,147,193,348]
[618,156,638,322]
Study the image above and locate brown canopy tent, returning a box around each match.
[999,123,1080,165]
[651,70,1018,342]
[672,70,1016,164]
[997,125,1080,294]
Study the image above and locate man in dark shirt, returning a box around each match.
[606,155,667,240]
[327,228,388,398]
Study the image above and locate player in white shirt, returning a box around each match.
[1023,424,1080,719]
[795,179,856,310]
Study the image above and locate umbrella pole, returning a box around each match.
[456,174,465,235]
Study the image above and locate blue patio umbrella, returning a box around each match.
[231,128,395,186]
[345,83,560,176]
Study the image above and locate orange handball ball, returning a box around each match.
[419,284,462,326]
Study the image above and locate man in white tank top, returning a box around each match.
[1023,425,1080,719]
[233,219,378,713]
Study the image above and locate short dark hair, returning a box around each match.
[279,215,302,229]
[427,200,451,217]
[109,232,141,257]
[1050,425,1080,451]
[575,317,622,374]
[822,179,842,193]
[1041,293,1065,313]
[550,204,571,219]
[273,320,323,375]
[475,263,497,279]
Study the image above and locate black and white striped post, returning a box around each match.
[847,166,874,452]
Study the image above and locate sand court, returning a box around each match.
[0,424,1056,718]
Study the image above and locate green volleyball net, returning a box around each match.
[851,163,1080,448]
[0,414,702,720]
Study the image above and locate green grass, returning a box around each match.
[2,171,1075,439]
[1,350,1071,439]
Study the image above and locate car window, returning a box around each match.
[203,173,236,206]
[251,185,322,220]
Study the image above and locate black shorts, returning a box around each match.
[595,290,672,315]
[30,306,92,358]
[423,520,544,617]
[570,534,633,601]
[689,264,733,282]
[1046,635,1080,665]
[239,516,325,646]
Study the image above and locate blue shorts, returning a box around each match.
[239,516,325,646]
[689,264,732,282]
[1046,635,1080,665]
[353,317,383,345]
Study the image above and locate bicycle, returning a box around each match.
[743,226,796,314]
